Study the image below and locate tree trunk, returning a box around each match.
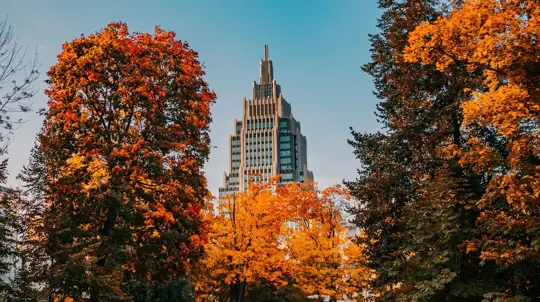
[239,281,247,302]
[90,188,120,301]
[230,282,239,302]
[90,286,99,302]
[230,281,247,302]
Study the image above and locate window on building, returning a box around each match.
[280,136,290,142]
[282,173,293,181]
[280,150,291,157]
[280,158,291,165]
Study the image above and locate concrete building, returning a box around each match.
[219,45,314,197]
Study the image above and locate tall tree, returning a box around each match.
[347,0,499,300]
[41,22,215,300]
[405,0,540,299]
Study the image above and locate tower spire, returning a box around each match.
[259,44,273,84]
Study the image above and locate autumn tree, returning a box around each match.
[282,183,372,301]
[347,0,501,300]
[196,179,372,302]
[41,22,215,301]
[405,0,540,299]
[195,179,290,301]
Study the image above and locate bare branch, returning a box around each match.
[0,16,40,154]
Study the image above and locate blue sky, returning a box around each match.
[3,0,381,195]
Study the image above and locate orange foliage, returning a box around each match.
[195,178,290,300]
[42,22,215,299]
[281,183,373,300]
[404,0,539,265]
[195,179,372,300]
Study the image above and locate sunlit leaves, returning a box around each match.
[283,184,372,300]
[42,22,215,300]
[195,178,290,300]
[194,180,371,301]
[404,0,540,298]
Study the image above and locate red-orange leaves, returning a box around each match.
[42,22,215,298]
[405,0,540,268]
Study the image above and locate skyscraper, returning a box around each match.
[218,45,314,198]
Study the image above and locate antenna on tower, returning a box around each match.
[264,44,269,61]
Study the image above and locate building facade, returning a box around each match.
[219,45,314,198]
